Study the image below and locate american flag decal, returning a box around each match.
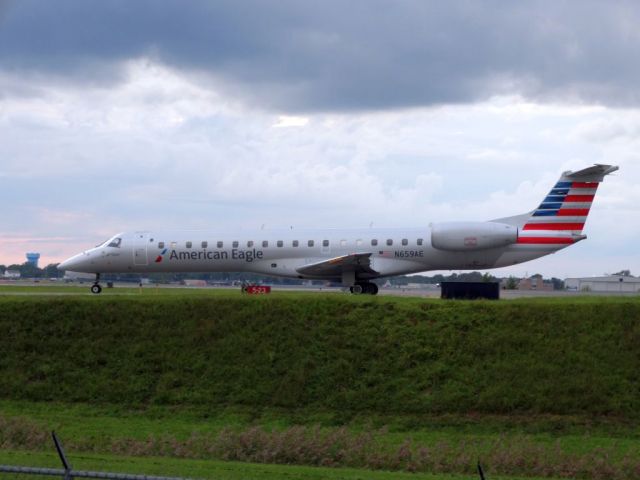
[518,180,600,245]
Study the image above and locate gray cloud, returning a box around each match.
[1,0,640,111]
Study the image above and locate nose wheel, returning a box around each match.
[91,273,102,294]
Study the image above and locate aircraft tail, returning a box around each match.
[493,164,618,246]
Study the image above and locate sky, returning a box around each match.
[0,0,639,278]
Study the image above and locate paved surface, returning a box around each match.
[1,281,638,298]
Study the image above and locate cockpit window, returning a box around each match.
[107,237,122,248]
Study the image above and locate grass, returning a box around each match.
[1,293,639,417]
[0,449,493,480]
[2,409,640,479]
[1,400,639,452]
[1,290,640,478]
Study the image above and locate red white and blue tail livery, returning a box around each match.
[59,164,618,294]
[496,164,617,249]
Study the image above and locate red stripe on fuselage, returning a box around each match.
[523,223,584,230]
[517,237,574,244]
[557,208,589,216]
[571,182,599,188]
[564,194,594,202]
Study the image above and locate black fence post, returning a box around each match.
[52,431,72,479]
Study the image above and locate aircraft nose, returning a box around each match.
[58,253,89,272]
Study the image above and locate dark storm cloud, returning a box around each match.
[1,0,639,111]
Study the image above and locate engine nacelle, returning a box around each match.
[431,221,517,251]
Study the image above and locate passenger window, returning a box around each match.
[217,241,223,248]
[322,240,329,247]
[277,240,283,247]
[356,239,362,246]
[386,239,393,246]
[107,237,122,248]
[232,241,239,248]
[371,239,378,246]
[158,242,165,249]
[340,239,347,247]
[308,240,314,247]
[170,241,177,249]
[201,241,208,248]
[417,238,423,246]
[248,240,254,248]
[186,241,192,249]
[292,240,299,247]
[402,238,408,246]
[262,240,269,248]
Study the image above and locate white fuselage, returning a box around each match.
[59,226,566,282]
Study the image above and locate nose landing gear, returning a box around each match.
[91,273,102,294]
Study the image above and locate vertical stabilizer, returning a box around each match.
[491,164,617,248]
[521,164,618,237]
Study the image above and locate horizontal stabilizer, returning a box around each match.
[564,164,619,182]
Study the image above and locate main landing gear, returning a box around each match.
[91,273,102,294]
[349,282,379,295]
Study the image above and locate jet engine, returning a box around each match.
[430,221,517,251]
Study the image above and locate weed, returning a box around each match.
[2,416,639,479]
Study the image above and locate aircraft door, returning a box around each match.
[133,232,149,266]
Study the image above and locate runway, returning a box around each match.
[1,281,637,298]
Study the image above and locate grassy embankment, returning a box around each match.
[1,291,639,479]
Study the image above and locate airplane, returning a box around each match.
[58,164,618,294]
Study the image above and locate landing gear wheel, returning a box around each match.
[91,273,102,294]
[349,282,378,295]
[361,282,379,295]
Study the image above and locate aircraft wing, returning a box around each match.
[296,252,379,278]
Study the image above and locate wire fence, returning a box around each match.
[0,432,195,480]
[1,431,488,480]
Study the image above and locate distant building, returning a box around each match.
[499,277,518,289]
[565,275,640,293]
[183,279,207,287]
[26,252,40,268]
[517,274,553,291]
[3,269,21,279]
[405,283,429,289]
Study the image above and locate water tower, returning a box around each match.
[26,252,40,268]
